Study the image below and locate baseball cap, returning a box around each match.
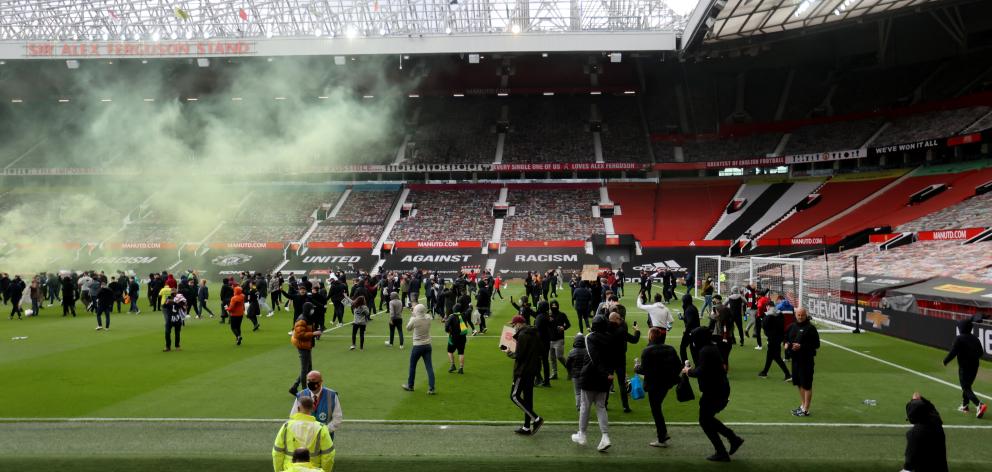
[511,315,526,325]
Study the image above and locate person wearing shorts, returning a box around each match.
[445,306,468,374]
[785,307,819,417]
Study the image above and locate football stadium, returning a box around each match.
[1,0,991,470]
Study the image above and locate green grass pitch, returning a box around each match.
[1,281,990,471]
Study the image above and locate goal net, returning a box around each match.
[694,255,851,331]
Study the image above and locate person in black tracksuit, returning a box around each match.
[727,287,745,347]
[943,316,986,417]
[680,293,700,365]
[903,393,948,472]
[0,273,9,305]
[634,327,682,447]
[61,276,77,317]
[511,297,536,326]
[246,284,262,331]
[607,312,640,412]
[7,275,26,319]
[476,282,491,334]
[572,282,592,332]
[96,283,114,329]
[219,279,233,324]
[534,301,553,387]
[507,315,544,435]
[758,306,790,380]
[685,327,743,462]
[329,278,345,326]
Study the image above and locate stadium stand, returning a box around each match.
[896,192,992,233]
[408,97,499,164]
[807,240,992,284]
[210,190,337,243]
[309,189,398,242]
[763,173,902,239]
[503,188,602,240]
[681,133,781,162]
[872,106,990,147]
[784,118,884,154]
[597,96,651,162]
[502,97,594,163]
[805,165,992,238]
[609,179,741,241]
[388,188,498,241]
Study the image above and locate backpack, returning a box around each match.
[459,316,470,336]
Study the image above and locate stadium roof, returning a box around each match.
[0,0,688,41]
[698,0,948,43]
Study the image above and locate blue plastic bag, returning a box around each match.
[629,374,645,400]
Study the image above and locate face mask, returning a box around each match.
[307,381,320,392]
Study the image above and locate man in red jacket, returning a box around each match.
[227,286,246,346]
[753,289,772,351]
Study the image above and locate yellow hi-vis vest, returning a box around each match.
[272,413,335,472]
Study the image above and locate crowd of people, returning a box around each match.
[3,262,973,471]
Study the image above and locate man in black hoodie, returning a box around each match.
[61,275,77,317]
[608,311,640,413]
[680,293,700,365]
[534,301,554,386]
[683,327,743,462]
[329,278,345,327]
[511,296,536,325]
[943,316,987,418]
[547,300,572,380]
[507,315,544,436]
[219,278,234,324]
[7,275,25,320]
[96,281,115,330]
[572,281,592,332]
[758,304,790,381]
[903,392,948,472]
[635,327,682,448]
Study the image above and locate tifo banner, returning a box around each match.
[872,139,941,155]
[24,41,255,58]
[495,247,601,276]
[491,163,645,172]
[394,241,481,249]
[784,149,867,164]
[283,248,376,275]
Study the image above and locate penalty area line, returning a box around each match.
[0,418,990,429]
[821,337,992,401]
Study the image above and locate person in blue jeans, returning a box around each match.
[701,276,714,318]
[402,304,436,394]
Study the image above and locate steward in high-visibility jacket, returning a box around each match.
[272,409,335,472]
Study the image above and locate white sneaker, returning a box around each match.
[266,312,275,318]
[754,345,763,350]
[350,345,356,351]
[288,331,293,335]
[385,341,392,346]
[95,326,103,331]
[571,432,587,446]
[958,405,970,413]
[399,345,405,350]
[597,434,611,452]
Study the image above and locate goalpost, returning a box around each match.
[694,255,852,331]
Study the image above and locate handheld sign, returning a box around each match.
[499,326,517,353]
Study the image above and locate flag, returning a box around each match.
[239,8,248,21]
[175,7,190,21]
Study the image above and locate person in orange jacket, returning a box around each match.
[290,302,322,396]
[227,286,246,346]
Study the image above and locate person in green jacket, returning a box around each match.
[272,395,335,472]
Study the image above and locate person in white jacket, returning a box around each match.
[401,304,436,394]
[637,293,673,330]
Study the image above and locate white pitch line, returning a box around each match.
[820,338,992,401]
[1,417,989,429]
[651,283,991,400]
[2,140,43,170]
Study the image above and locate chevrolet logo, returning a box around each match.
[866,310,890,329]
